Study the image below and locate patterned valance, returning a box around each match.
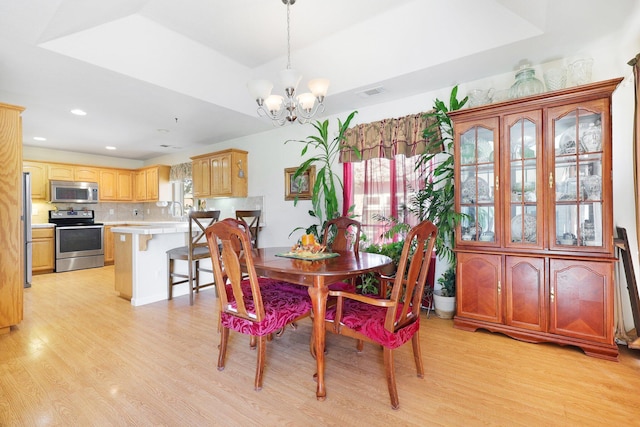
[170,162,192,181]
[339,111,442,163]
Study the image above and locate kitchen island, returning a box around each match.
[111,223,214,306]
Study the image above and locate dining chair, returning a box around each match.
[167,210,220,305]
[205,218,313,391]
[321,216,362,293]
[235,209,261,248]
[321,216,361,254]
[317,220,437,409]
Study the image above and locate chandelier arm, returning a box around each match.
[296,101,325,123]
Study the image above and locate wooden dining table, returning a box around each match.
[241,246,393,401]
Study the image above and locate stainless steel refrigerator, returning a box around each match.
[23,172,32,288]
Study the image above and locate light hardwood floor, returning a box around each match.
[2,266,640,426]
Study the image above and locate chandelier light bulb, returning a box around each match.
[280,68,302,91]
[264,95,284,113]
[247,79,274,104]
[308,78,330,99]
[297,92,316,111]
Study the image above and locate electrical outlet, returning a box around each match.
[109,209,114,215]
[133,209,139,216]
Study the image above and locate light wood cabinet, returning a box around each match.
[114,232,133,300]
[451,78,621,361]
[47,164,74,181]
[32,228,55,274]
[117,170,133,201]
[104,225,114,264]
[0,102,24,333]
[48,163,99,182]
[134,165,171,201]
[100,169,133,201]
[75,166,99,182]
[192,156,211,198]
[23,161,48,199]
[191,149,247,198]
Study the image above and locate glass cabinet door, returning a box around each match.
[551,104,605,249]
[504,111,543,248]
[457,118,498,244]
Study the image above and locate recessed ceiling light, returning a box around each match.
[105,146,116,150]
[70,109,87,116]
[33,136,47,141]
[157,128,170,133]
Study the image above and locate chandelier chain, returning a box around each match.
[286,1,291,70]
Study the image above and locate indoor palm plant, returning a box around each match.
[409,86,468,317]
[286,111,358,239]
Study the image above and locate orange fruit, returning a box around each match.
[301,234,310,246]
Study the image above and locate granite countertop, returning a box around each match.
[32,223,55,228]
[110,222,190,235]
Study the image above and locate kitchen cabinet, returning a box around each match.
[32,227,55,273]
[100,169,133,201]
[191,156,211,198]
[134,165,171,202]
[48,163,100,182]
[104,225,115,264]
[113,232,133,300]
[0,102,24,334]
[191,149,247,198]
[23,160,48,199]
[450,78,621,361]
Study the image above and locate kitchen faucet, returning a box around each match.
[170,201,184,221]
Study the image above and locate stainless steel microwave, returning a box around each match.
[50,180,99,203]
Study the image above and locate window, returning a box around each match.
[346,154,426,244]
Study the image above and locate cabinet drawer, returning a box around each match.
[32,228,54,239]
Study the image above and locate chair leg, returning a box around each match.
[411,331,424,378]
[254,335,267,391]
[194,260,200,293]
[167,256,173,300]
[188,260,194,306]
[217,327,229,371]
[383,347,399,410]
[249,335,257,349]
[356,339,364,352]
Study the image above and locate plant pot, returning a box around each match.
[433,290,456,319]
[380,263,397,277]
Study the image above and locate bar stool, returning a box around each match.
[235,209,261,248]
[167,210,220,305]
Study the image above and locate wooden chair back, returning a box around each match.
[206,218,264,321]
[322,217,361,253]
[235,209,261,248]
[189,211,221,255]
[386,220,438,331]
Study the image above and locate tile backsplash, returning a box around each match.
[31,195,265,225]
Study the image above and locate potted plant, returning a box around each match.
[409,86,469,317]
[361,215,411,295]
[286,111,359,239]
[432,265,456,318]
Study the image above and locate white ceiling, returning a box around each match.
[0,0,637,160]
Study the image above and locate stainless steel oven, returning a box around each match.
[49,209,104,272]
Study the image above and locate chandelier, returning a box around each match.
[247,0,329,126]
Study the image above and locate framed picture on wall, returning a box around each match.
[284,166,315,201]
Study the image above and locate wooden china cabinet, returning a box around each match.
[449,78,622,361]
